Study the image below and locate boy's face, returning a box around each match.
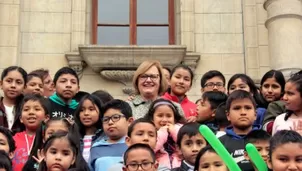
[24,77,44,96]
[245,140,270,166]
[0,132,13,159]
[179,133,207,166]
[123,148,158,171]
[55,74,79,101]
[103,108,133,142]
[227,98,256,131]
[126,122,157,149]
[197,98,215,123]
[202,76,225,93]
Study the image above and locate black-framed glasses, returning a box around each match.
[126,162,154,171]
[204,82,224,88]
[102,114,125,124]
[139,74,159,82]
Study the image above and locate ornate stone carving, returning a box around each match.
[182,52,200,72]
[100,70,136,95]
[65,52,86,75]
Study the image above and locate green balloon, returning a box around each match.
[245,143,268,171]
[199,125,241,171]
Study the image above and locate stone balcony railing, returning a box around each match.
[65,45,200,94]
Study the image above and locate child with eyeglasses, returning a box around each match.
[123,144,159,171]
[89,99,133,171]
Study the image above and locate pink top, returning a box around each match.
[155,123,183,168]
[162,93,197,119]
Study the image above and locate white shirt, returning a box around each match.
[272,113,302,135]
[82,135,93,162]
[4,105,14,129]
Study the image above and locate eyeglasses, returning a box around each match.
[139,74,159,82]
[204,82,224,88]
[126,162,154,171]
[102,114,125,124]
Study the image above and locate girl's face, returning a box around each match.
[228,78,251,95]
[20,100,47,131]
[283,82,302,112]
[198,151,228,171]
[137,66,160,98]
[44,121,69,141]
[153,105,175,129]
[170,68,192,96]
[44,138,75,171]
[0,70,25,100]
[162,68,171,85]
[79,99,100,128]
[261,77,282,102]
[268,143,302,171]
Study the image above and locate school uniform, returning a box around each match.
[219,125,261,171]
[48,93,78,120]
[171,161,194,171]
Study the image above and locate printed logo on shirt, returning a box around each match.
[52,111,74,120]
[231,149,246,163]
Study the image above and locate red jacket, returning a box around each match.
[162,92,197,118]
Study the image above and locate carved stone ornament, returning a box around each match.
[65,45,200,95]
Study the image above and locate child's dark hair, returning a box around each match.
[127,118,156,137]
[74,91,89,102]
[194,145,218,170]
[177,122,206,147]
[226,90,257,112]
[269,130,302,160]
[195,98,201,104]
[38,131,89,171]
[202,91,228,110]
[1,66,27,83]
[0,150,12,171]
[123,143,156,164]
[284,70,302,121]
[162,67,172,76]
[23,118,72,171]
[101,99,133,119]
[92,90,114,104]
[201,70,225,88]
[30,68,49,80]
[145,98,186,124]
[227,74,266,108]
[0,127,15,153]
[21,94,50,114]
[245,129,271,145]
[53,67,79,85]
[26,73,43,84]
[260,70,286,97]
[215,103,230,129]
[170,64,194,86]
[74,94,103,137]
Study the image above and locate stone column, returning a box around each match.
[264,0,302,78]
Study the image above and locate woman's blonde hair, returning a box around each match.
[133,60,168,95]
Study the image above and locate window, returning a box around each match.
[92,0,175,45]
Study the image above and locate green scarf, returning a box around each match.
[49,93,79,109]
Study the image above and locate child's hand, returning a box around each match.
[32,149,44,164]
[166,123,175,133]
[187,116,197,122]
[126,94,136,101]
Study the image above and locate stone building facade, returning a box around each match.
[0,0,301,101]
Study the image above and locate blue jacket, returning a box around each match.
[219,125,261,171]
[89,136,128,171]
[255,107,266,127]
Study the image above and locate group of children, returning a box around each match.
[0,61,301,171]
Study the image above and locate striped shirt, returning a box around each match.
[82,135,93,162]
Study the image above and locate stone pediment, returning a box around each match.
[65,45,200,94]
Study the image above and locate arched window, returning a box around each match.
[92,0,175,45]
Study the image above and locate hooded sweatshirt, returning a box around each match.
[219,125,261,171]
[48,93,79,120]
